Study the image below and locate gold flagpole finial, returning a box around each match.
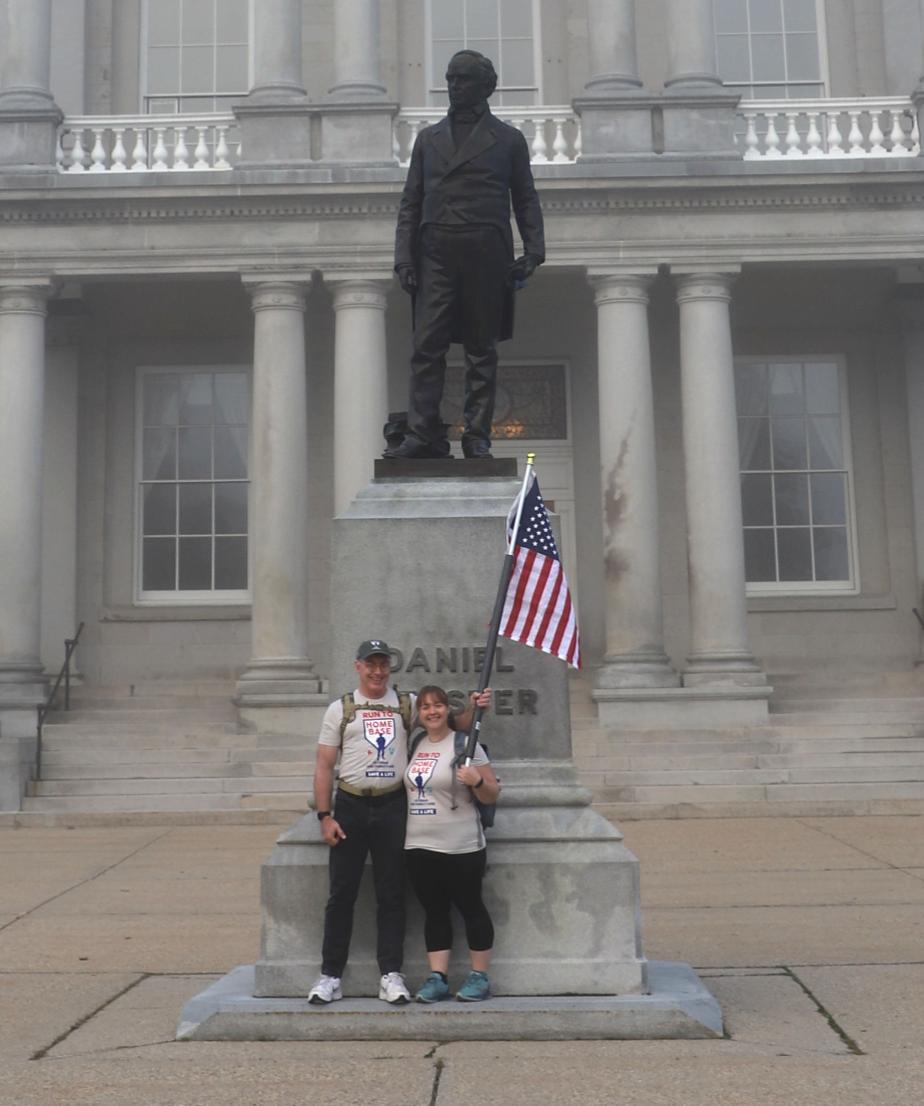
[526,452,536,465]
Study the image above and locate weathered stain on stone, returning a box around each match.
[603,428,633,583]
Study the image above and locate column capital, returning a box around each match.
[673,271,738,304]
[242,278,309,312]
[328,278,391,311]
[588,271,655,306]
[0,282,52,315]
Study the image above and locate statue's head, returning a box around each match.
[446,50,497,110]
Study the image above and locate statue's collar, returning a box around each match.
[448,100,489,124]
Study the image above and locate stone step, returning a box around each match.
[581,763,924,789]
[39,759,313,780]
[593,780,924,805]
[21,793,261,813]
[29,775,310,797]
[40,729,305,749]
[40,745,310,769]
[769,709,924,725]
[596,797,924,821]
[45,708,238,726]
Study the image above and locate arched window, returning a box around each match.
[428,0,540,107]
[142,0,251,113]
[714,0,827,98]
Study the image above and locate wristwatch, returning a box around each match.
[316,810,331,821]
[472,778,484,791]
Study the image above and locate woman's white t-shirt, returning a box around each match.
[404,731,489,854]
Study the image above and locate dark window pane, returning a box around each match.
[741,474,774,526]
[751,33,786,80]
[786,33,820,81]
[143,537,176,590]
[467,0,498,38]
[811,473,847,525]
[805,362,839,414]
[215,482,247,534]
[783,0,817,33]
[178,426,212,478]
[736,362,769,415]
[148,47,180,94]
[501,0,533,37]
[771,417,807,469]
[179,374,213,425]
[143,427,176,480]
[814,528,849,581]
[739,418,771,469]
[777,527,813,580]
[769,363,804,414]
[502,38,534,86]
[217,0,249,40]
[216,44,248,91]
[717,34,751,83]
[179,483,212,535]
[744,529,776,582]
[182,45,213,93]
[143,374,178,425]
[148,0,179,46]
[215,536,248,589]
[178,536,212,590]
[432,0,464,38]
[775,473,810,525]
[182,0,213,43]
[808,416,843,468]
[214,373,248,424]
[143,484,176,535]
[214,426,247,478]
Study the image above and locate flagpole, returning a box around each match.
[463,452,535,764]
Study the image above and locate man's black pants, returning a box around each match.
[320,789,407,978]
[408,224,508,448]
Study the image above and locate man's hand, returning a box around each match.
[470,688,492,711]
[320,815,347,846]
[508,254,539,287]
[397,265,417,294]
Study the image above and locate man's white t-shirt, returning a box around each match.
[404,731,489,854]
[318,688,417,791]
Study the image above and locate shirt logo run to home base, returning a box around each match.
[362,712,397,777]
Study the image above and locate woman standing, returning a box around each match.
[404,684,501,1002]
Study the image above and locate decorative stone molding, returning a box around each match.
[674,272,736,304]
[328,278,390,311]
[590,272,654,307]
[0,283,50,315]
[245,280,308,313]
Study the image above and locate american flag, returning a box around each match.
[499,472,581,668]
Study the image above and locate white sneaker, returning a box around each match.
[308,974,342,1004]
[378,971,411,1004]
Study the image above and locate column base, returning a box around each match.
[573,91,655,158]
[0,105,63,170]
[683,652,767,688]
[319,100,398,165]
[234,658,327,734]
[595,651,681,689]
[594,685,771,728]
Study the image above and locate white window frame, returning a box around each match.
[139,0,254,113]
[425,0,543,107]
[134,364,252,606]
[713,0,830,99]
[736,354,859,597]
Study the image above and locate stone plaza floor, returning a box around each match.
[1,814,923,1105]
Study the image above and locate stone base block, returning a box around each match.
[593,686,771,728]
[233,104,314,168]
[320,102,398,164]
[573,95,655,158]
[660,97,739,158]
[0,108,62,169]
[236,703,328,736]
[178,961,722,1041]
[254,798,645,998]
[373,458,517,479]
[0,734,37,811]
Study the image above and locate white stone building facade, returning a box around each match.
[3,0,924,805]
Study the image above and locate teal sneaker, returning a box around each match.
[415,972,450,1004]
[455,970,491,1002]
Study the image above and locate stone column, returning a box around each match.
[0,0,62,169]
[321,0,398,163]
[573,0,653,158]
[591,273,678,690]
[661,0,738,157]
[328,275,391,516]
[234,0,312,168]
[0,282,51,795]
[675,272,764,687]
[235,280,325,724]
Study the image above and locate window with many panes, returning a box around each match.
[714,0,826,98]
[736,358,856,593]
[428,0,539,107]
[137,368,250,602]
[142,0,250,113]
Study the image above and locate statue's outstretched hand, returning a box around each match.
[397,265,417,294]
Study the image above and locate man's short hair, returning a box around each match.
[448,50,498,97]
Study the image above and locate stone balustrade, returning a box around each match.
[394,107,582,166]
[739,97,920,160]
[56,113,240,173]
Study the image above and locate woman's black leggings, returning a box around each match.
[405,847,494,952]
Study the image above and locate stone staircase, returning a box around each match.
[19,681,315,821]
[573,670,924,819]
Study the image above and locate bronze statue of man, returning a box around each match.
[384,50,545,460]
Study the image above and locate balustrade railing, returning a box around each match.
[394,107,581,166]
[57,113,240,173]
[738,97,920,160]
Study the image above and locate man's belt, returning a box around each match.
[336,780,404,799]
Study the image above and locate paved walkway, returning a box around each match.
[2,815,923,1105]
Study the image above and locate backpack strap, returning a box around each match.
[338,692,356,744]
[340,688,413,745]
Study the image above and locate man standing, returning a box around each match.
[385,50,545,461]
[309,639,488,1004]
